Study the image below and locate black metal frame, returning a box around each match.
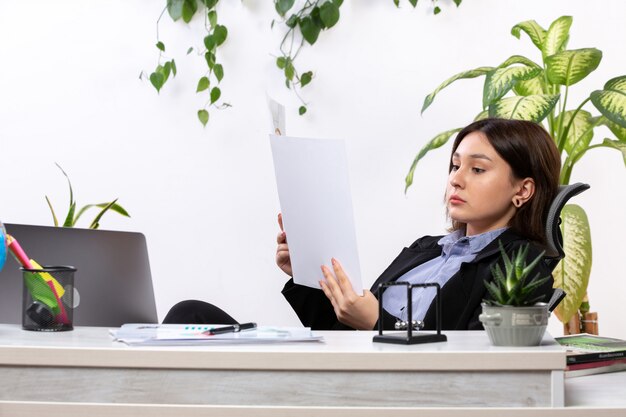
[373,282,447,345]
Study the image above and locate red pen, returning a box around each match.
[6,234,69,325]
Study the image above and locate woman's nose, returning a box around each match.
[449,168,465,188]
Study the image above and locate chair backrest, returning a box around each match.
[543,182,590,312]
[543,182,591,271]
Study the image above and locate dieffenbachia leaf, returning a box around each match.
[483,65,541,108]
[405,128,462,192]
[511,20,546,51]
[546,48,602,86]
[421,67,493,114]
[543,16,572,59]
[488,94,560,122]
[513,75,546,96]
[554,204,591,324]
[591,75,626,129]
[560,109,594,156]
[597,115,626,142]
[598,138,626,166]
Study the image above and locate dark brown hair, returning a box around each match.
[449,118,561,244]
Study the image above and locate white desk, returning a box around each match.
[0,324,623,416]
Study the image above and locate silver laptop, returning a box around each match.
[0,223,158,327]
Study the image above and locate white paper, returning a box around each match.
[110,324,323,346]
[269,135,363,294]
[266,94,286,136]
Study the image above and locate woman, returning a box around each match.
[165,118,560,330]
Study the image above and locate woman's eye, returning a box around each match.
[472,167,485,174]
[451,164,460,171]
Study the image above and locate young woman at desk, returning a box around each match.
[164,118,560,330]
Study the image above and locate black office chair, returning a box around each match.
[544,182,591,311]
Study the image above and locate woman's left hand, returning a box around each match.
[319,258,379,330]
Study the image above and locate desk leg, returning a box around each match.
[551,370,565,407]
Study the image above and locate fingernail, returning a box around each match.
[331,258,337,266]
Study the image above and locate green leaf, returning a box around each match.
[513,75,546,96]
[181,0,198,23]
[299,106,307,115]
[433,6,441,15]
[546,48,602,86]
[149,72,164,93]
[210,86,221,104]
[275,0,295,17]
[88,199,118,229]
[214,25,228,46]
[204,35,216,51]
[74,202,130,226]
[543,16,573,59]
[393,0,400,6]
[285,61,295,81]
[198,109,209,126]
[405,128,462,192]
[196,76,210,92]
[319,2,340,28]
[208,10,217,27]
[597,115,626,142]
[214,63,224,82]
[488,94,560,122]
[333,0,343,7]
[45,196,59,227]
[63,201,76,227]
[598,138,626,166]
[170,59,177,77]
[483,65,541,108]
[453,0,462,6]
[156,41,165,52]
[203,0,219,8]
[205,51,216,69]
[590,76,626,129]
[167,0,185,21]
[276,57,287,69]
[299,16,321,45]
[300,71,312,87]
[409,0,418,6]
[511,20,546,51]
[560,109,594,156]
[554,204,591,323]
[286,14,299,28]
[498,55,542,69]
[422,67,494,114]
[187,46,194,55]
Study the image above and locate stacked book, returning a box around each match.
[555,333,626,378]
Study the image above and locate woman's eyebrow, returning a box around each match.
[452,152,493,161]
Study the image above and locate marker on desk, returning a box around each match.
[6,234,69,325]
[204,322,257,336]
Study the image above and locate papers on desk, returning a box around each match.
[110,324,324,346]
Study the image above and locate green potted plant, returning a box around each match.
[406,15,626,332]
[46,164,130,229]
[479,243,552,346]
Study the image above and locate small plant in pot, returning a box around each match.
[479,242,552,346]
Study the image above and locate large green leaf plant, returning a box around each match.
[405,16,626,327]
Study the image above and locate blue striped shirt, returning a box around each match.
[382,227,508,322]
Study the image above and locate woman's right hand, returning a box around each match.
[275,213,293,277]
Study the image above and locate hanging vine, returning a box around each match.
[143,0,230,127]
[143,0,464,125]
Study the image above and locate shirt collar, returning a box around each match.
[438,227,509,255]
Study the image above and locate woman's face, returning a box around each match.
[446,131,524,236]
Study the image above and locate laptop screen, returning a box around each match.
[0,223,158,327]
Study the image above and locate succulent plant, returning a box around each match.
[484,241,551,307]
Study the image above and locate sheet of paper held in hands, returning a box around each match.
[269,135,363,295]
[110,324,323,346]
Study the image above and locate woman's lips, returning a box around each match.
[449,195,466,204]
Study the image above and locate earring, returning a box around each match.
[513,198,522,208]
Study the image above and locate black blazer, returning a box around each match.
[282,229,554,331]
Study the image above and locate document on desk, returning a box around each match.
[269,135,363,294]
[110,324,323,346]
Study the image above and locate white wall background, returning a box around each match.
[1,0,624,338]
